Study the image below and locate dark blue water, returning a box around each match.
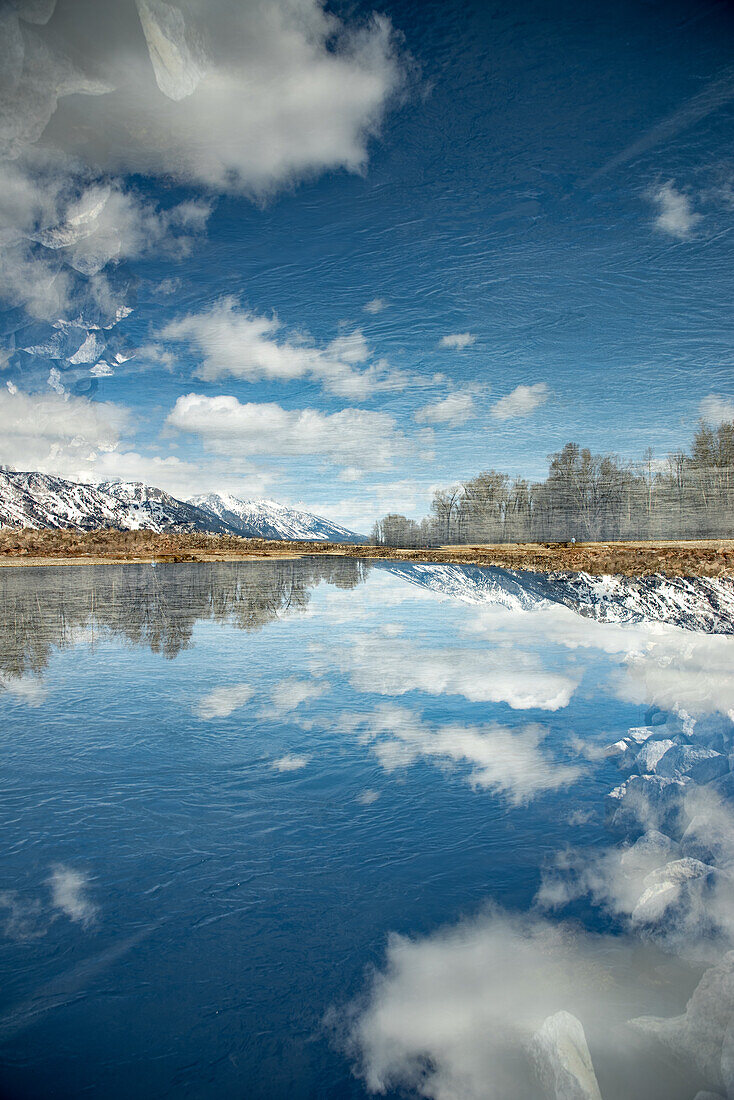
[0,560,729,1099]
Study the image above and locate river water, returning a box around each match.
[1,559,733,1099]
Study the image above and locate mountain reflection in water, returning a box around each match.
[2,559,734,688]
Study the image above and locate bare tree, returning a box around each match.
[370,421,734,546]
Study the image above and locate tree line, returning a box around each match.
[371,420,734,545]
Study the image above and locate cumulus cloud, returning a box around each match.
[364,298,387,314]
[48,865,97,926]
[651,182,702,239]
[268,677,330,717]
[617,629,734,720]
[344,704,583,802]
[338,906,686,1100]
[328,634,577,710]
[491,382,549,420]
[0,10,110,161]
[467,597,734,721]
[160,298,407,398]
[539,783,734,960]
[0,385,234,498]
[1,864,98,941]
[17,0,405,196]
[0,0,404,384]
[699,393,734,424]
[82,446,256,501]
[29,180,212,275]
[0,386,125,470]
[0,158,210,321]
[439,332,475,350]
[194,682,253,719]
[167,392,420,472]
[271,753,310,772]
[414,391,477,428]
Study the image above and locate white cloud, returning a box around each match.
[48,865,97,926]
[271,753,310,772]
[468,598,734,723]
[699,393,734,424]
[0,891,46,941]
[268,677,330,716]
[195,682,253,719]
[340,907,678,1100]
[0,675,47,707]
[84,447,264,501]
[617,629,734,720]
[30,181,212,276]
[167,392,420,472]
[18,0,405,196]
[344,704,583,802]
[0,235,74,321]
[0,0,402,340]
[538,786,734,958]
[414,391,477,428]
[364,298,387,314]
[0,158,210,319]
[330,634,577,710]
[0,386,125,470]
[491,382,549,420]
[439,332,475,350]
[651,181,702,239]
[0,386,241,499]
[306,478,436,533]
[161,298,407,399]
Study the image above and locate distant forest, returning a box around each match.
[371,420,734,545]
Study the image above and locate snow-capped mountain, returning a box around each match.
[382,562,734,634]
[98,481,234,533]
[0,471,363,541]
[189,492,365,543]
[0,471,231,534]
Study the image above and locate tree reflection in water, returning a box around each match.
[0,557,370,682]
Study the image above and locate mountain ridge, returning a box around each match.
[0,470,363,542]
[189,492,365,543]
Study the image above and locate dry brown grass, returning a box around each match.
[0,529,733,577]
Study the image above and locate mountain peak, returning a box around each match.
[189,492,364,542]
[0,470,364,542]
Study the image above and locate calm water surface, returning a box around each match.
[1,559,733,1099]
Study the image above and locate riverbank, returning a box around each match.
[1,529,734,577]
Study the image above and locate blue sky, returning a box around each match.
[1,0,733,529]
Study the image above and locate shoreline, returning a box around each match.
[1,532,734,577]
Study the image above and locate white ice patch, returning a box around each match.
[136,0,205,101]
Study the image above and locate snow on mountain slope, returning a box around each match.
[0,471,228,533]
[189,492,365,543]
[382,562,734,634]
[0,471,364,540]
[98,481,232,533]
